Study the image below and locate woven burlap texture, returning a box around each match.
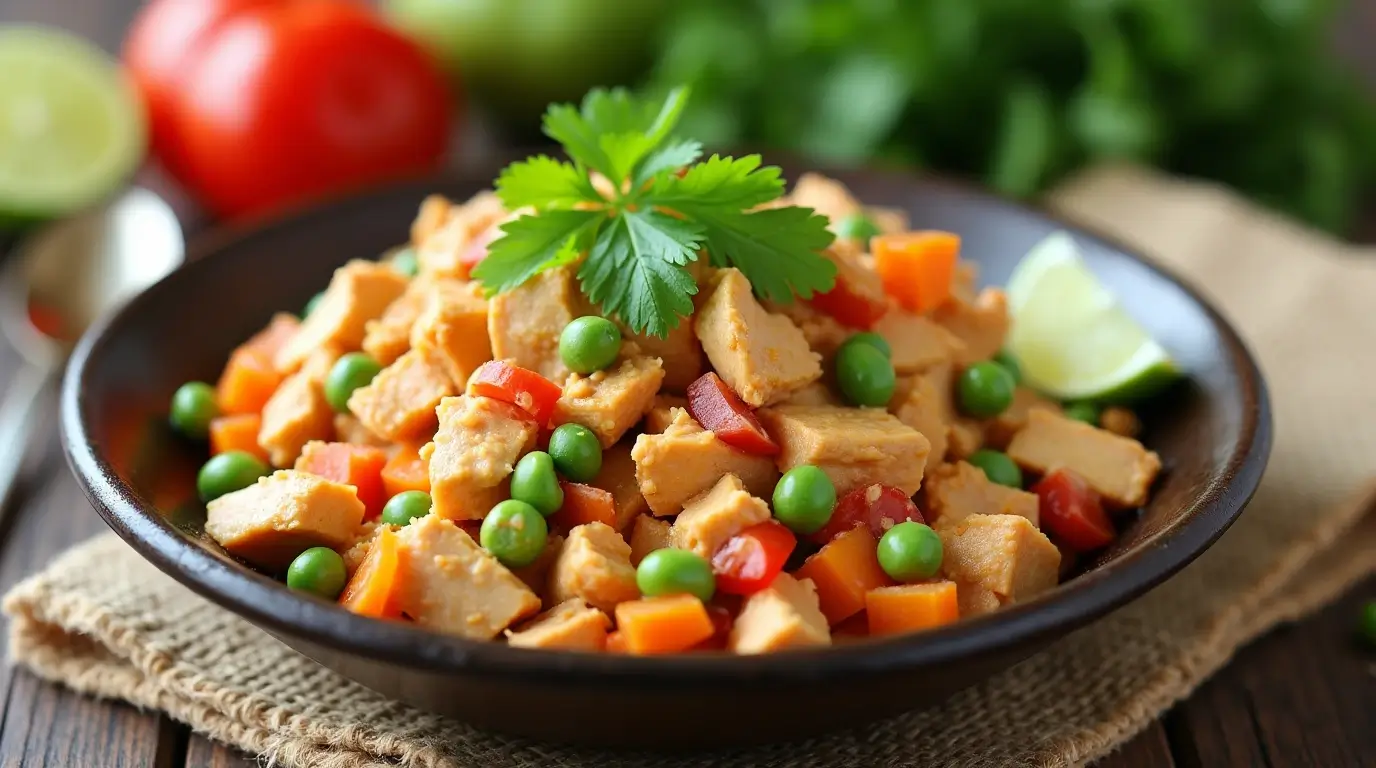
[5,165,1375,768]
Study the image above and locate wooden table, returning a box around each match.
[1,2,1373,765]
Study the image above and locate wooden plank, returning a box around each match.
[184,735,257,768]
[1094,722,1175,767]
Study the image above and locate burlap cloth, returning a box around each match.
[4,166,1375,768]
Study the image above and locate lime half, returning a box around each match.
[1006,232,1179,403]
[0,27,146,224]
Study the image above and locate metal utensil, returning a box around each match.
[0,188,183,511]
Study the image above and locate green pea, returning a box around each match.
[1360,601,1376,647]
[877,521,943,582]
[303,291,325,318]
[772,465,836,534]
[286,547,347,599]
[1063,401,1101,425]
[169,381,219,439]
[559,316,621,374]
[966,449,1023,488]
[835,213,882,244]
[993,350,1022,384]
[381,490,432,527]
[197,451,270,503]
[324,353,383,413]
[841,331,892,360]
[510,451,564,516]
[957,361,1015,418]
[835,340,896,407]
[548,423,602,482]
[480,500,548,568]
[635,548,715,602]
[390,247,419,277]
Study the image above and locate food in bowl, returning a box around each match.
[168,87,1172,655]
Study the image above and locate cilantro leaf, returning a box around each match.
[472,209,604,294]
[632,139,703,189]
[579,209,703,338]
[650,154,786,211]
[677,205,837,303]
[581,88,660,134]
[543,103,615,178]
[495,155,602,210]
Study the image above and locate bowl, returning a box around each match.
[60,165,1271,748]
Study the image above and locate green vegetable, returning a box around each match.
[1063,402,1101,425]
[197,451,269,503]
[548,423,602,482]
[966,449,1023,489]
[834,213,881,243]
[286,547,347,599]
[390,247,419,277]
[841,331,891,360]
[993,350,1021,385]
[169,382,219,440]
[324,353,383,414]
[1360,601,1376,647]
[303,292,325,318]
[876,521,943,582]
[957,361,1014,418]
[635,548,715,602]
[472,87,836,339]
[559,316,622,374]
[381,490,432,527]
[835,341,895,407]
[510,451,564,516]
[772,465,836,535]
[480,499,548,568]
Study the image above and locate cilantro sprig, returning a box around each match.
[472,87,837,339]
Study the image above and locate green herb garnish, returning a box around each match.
[472,87,837,339]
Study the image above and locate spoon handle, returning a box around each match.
[0,362,56,514]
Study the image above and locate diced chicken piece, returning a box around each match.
[728,573,831,654]
[791,172,862,228]
[425,395,538,521]
[410,194,452,246]
[767,300,852,367]
[1100,406,1142,438]
[348,347,456,442]
[949,420,985,459]
[410,279,492,385]
[341,519,391,576]
[985,386,1062,449]
[332,413,389,448]
[554,356,665,448]
[591,441,648,531]
[1007,409,1162,508]
[872,309,966,375]
[631,408,780,516]
[548,522,640,614]
[781,380,842,407]
[628,514,672,565]
[643,395,688,434]
[939,514,1060,602]
[276,261,408,372]
[669,474,771,558]
[205,470,364,570]
[868,205,908,235]
[488,265,591,381]
[393,515,541,639]
[510,534,563,601]
[951,260,979,302]
[416,191,507,279]
[955,578,1003,618]
[621,319,703,394]
[890,374,950,463]
[695,268,822,407]
[758,405,931,497]
[933,287,1009,365]
[923,461,1040,527]
[258,370,334,468]
[507,598,610,651]
[361,277,433,366]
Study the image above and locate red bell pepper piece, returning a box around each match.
[467,360,562,425]
[807,275,888,330]
[686,372,780,455]
[712,520,796,595]
[1032,468,1116,552]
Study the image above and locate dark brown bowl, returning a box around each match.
[60,165,1270,748]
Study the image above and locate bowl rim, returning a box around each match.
[60,166,1271,689]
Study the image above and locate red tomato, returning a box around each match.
[466,360,562,425]
[712,521,796,595]
[685,372,779,455]
[810,484,925,546]
[807,276,888,330]
[1032,469,1116,552]
[457,223,499,277]
[123,0,452,218]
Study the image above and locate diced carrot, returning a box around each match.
[794,526,893,625]
[467,360,561,425]
[216,348,282,415]
[550,482,616,531]
[208,413,269,463]
[339,528,405,619]
[381,442,431,498]
[242,313,300,360]
[604,630,628,653]
[873,231,961,313]
[865,581,960,636]
[614,594,715,655]
[296,442,389,518]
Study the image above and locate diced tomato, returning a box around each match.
[456,224,499,278]
[1032,468,1116,552]
[550,481,617,532]
[810,484,924,546]
[685,372,779,455]
[467,360,561,425]
[807,275,888,330]
[712,520,796,595]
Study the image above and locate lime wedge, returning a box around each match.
[1006,232,1179,403]
[0,27,146,224]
